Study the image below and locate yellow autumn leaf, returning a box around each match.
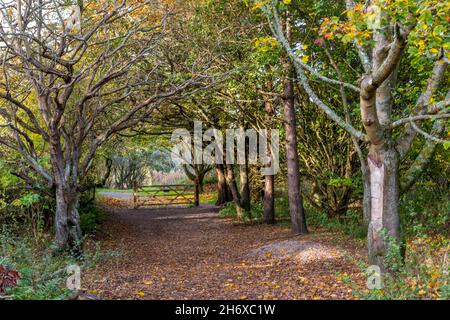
[429,48,439,55]
[251,0,269,11]
[431,270,440,281]
[417,289,426,296]
[224,283,236,287]
[143,280,154,285]
[136,292,145,297]
[239,295,248,300]
[418,40,425,51]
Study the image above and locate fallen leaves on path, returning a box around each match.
[83,205,366,299]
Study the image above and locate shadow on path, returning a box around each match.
[84,202,366,299]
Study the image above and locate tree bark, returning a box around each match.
[55,185,82,255]
[239,163,251,213]
[225,164,245,220]
[194,180,200,207]
[197,171,205,194]
[281,12,307,234]
[215,164,231,205]
[263,66,275,224]
[100,157,113,187]
[263,174,275,224]
[283,68,308,235]
[367,144,402,272]
[362,165,371,226]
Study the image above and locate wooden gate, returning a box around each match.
[133,184,199,209]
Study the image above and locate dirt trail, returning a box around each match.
[97,191,133,199]
[84,204,366,299]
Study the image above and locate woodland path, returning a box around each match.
[97,191,133,199]
[84,203,366,299]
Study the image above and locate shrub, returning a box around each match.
[79,204,107,236]
[278,196,366,238]
[0,227,117,300]
[219,201,264,223]
[274,195,291,220]
[342,235,449,300]
[400,187,449,238]
[0,229,72,300]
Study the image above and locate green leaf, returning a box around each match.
[443,142,450,150]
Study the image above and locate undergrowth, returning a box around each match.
[0,226,117,300]
[340,235,449,300]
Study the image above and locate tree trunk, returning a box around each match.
[100,157,113,187]
[194,180,200,207]
[55,185,82,255]
[183,164,209,193]
[263,66,275,224]
[197,171,205,194]
[283,69,308,235]
[215,164,231,205]
[239,163,251,213]
[263,174,275,224]
[225,164,245,220]
[281,12,307,234]
[367,144,402,272]
[362,165,371,226]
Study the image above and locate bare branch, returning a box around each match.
[391,112,450,129]
[265,4,367,141]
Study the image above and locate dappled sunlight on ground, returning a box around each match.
[83,204,366,300]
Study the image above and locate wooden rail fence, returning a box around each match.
[133,183,199,209]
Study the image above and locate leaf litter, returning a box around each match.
[83,203,366,299]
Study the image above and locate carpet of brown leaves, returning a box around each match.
[83,204,367,300]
